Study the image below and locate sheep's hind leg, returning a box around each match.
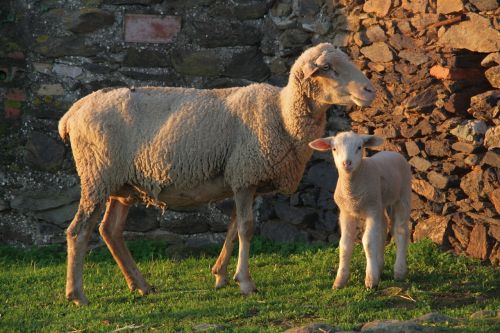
[333,211,357,289]
[99,198,153,295]
[66,204,103,306]
[232,187,257,295]
[211,207,238,289]
[390,201,410,281]
[362,212,385,289]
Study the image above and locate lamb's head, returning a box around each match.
[292,43,375,107]
[309,131,384,174]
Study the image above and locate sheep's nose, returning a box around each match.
[343,160,352,167]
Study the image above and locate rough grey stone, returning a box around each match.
[261,219,308,243]
[23,132,65,172]
[35,36,103,57]
[0,199,10,212]
[123,49,170,67]
[123,229,183,244]
[450,120,488,144]
[361,319,425,332]
[65,8,115,34]
[415,312,454,323]
[186,20,261,48]
[279,29,311,52]
[192,323,226,332]
[438,13,500,53]
[282,322,335,333]
[184,232,226,248]
[274,201,317,226]
[52,63,83,78]
[34,201,78,227]
[125,206,160,232]
[305,161,337,191]
[160,210,210,234]
[10,186,80,212]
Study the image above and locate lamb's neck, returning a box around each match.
[280,84,329,157]
[337,160,369,198]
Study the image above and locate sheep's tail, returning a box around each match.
[58,110,72,142]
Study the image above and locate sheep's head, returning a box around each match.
[309,131,384,174]
[294,43,375,107]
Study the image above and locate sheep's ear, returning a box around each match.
[309,138,333,152]
[303,61,319,80]
[361,135,384,147]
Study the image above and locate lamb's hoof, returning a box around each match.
[238,280,257,295]
[66,291,89,306]
[214,275,229,289]
[333,276,348,289]
[332,281,346,289]
[131,282,155,296]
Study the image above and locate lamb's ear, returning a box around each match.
[361,135,384,147]
[309,138,333,152]
[302,61,319,81]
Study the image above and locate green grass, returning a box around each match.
[0,238,498,332]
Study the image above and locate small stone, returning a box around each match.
[124,14,181,43]
[282,323,335,333]
[469,0,499,11]
[363,0,392,17]
[437,0,464,14]
[192,323,226,332]
[460,167,484,202]
[451,142,479,154]
[413,215,451,244]
[360,42,393,63]
[484,126,500,149]
[485,65,500,88]
[412,179,445,203]
[65,8,115,34]
[467,90,500,121]
[482,151,500,168]
[409,156,432,172]
[466,224,490,260]
[398,49,430,66]
[52,63,83,78]
[33,63,52,74]
[489,188,500,214]
[428,171,449,189]
[23,132,66,172]
[425,140,451,157]
[261,219,308,243]
[405,141,420,156]
[481,52,500,68]
[361,319,424,332]
[415,312,454,323]
[450,120,488,144]
[404,87,437,111]
[366,25,386,43]
[438,13,500,53]
[37,84,65,96]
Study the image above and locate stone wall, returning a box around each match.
[0,0,498,265]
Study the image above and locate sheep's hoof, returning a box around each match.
[333,275,348,289]
[394,270,408,281]
[66,291,89,306]
[332,281,346,289]
[364,277,379,289]
[214,275,229,289]
[130,282,155,296]
[238,280,257,295]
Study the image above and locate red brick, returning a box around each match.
[6,88,26,101]
[124,14,181,44]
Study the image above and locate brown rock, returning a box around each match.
[409,156,432,172]
[470,0,499,11]
[374,124,398,138]
[489,188,500,214]
[437,0,464,14]
[413,215,451,244]
[399,49,430,66]
[484,126,500,149]
[438,13,500,53]
[467,90,500,122]
[405,141,420,156]
[402,0,428,13]
[451,214,472,249]
[451,142,479,154]
[363,0,392,17]
[485,65,500,88]
[425,140,451,157]
[466,223,490,260]
[489,243,500,266]
[428,171,449,189]
[412,179,445,202]
[366,25,386,43]
[360,42,393,62]
[481,52,500,68]
[404,87,437,112]
[430,65,485,81]
[460,167,484,202]
[482,151,500,168]
[489,224,500,241]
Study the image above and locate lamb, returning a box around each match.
[58,43,376,305]
[309,131,411,289]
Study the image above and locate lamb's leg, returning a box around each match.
[66,204,103,306]
[362,212,385,289]
[211,207,238,289]
[98,198,153,295]
[333,211,357,289]
[232,187,257,295]
[390,201,410,281]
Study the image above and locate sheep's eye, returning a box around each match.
[332,147,336,152]
[322,64,330,71]
[357,146,362,150]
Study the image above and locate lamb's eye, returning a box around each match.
[332,147,336,152]
[357,146,361,150]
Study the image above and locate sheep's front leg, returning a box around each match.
[362,212,385,289]
[66,205,103,306]
[99,198,153,295]
[211,207,238,289]
[232,187,257,295]
[333,211,357,289]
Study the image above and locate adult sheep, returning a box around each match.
[59,43,375,305]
